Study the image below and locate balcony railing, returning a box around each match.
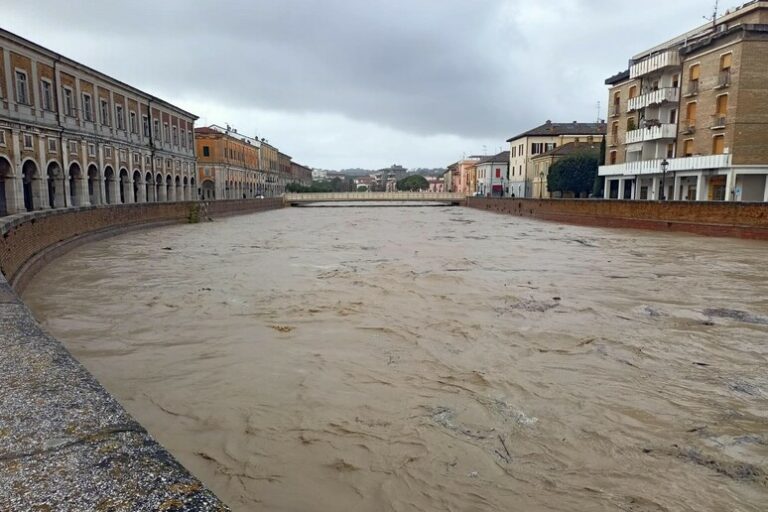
[609,106,621,118]
[625,123,677,144]
[711,116,727,129]
[684,80,699,97]
[630,50,682,79]
[715,70,731,89]
[681,120,696,135]
[628,87,680,111]
[599,154,732,176]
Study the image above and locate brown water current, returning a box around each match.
[23,206,768,511]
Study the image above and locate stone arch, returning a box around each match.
[155,173,164,202]
[104,166,115,205]
[0,156,11,216]
[145,171,154,202]
[190,177,196,199]
[21,159,40,212]
[46,161,63,209]
[201,179,215,200]
[133,170,143,203]
[174,175,181,202]
[119,168,130,204]
[68,162,82,206]
[165,174,173,202]
[87,165,101,205]
[182,176,189,201]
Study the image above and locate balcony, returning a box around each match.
[628,87,679,111]
[599,154,732,177]
[683,80,699,97]
[630,50,682,79]
[715,70,731,89]
[625,123,677,144]
[711,116,727,130]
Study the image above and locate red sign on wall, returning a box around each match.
[496,169,501,178]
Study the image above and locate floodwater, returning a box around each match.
[24,205,768,511]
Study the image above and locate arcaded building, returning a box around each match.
[0,29,197,216]
[195,125,263,200]
[599,1,768,202]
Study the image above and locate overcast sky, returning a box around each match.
[1,0,734,169]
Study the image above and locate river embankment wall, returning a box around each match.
[0,198,282,510]
[465,198,768,240]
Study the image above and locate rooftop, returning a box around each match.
[476,151,510,165]
[507,121,606,142]
[532,141,602,159]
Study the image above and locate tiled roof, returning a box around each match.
[476,151,510,165]
[506,121,607,142]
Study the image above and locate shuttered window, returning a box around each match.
[712,135,725,155]
[716,95,728,115]
[720,53,732,70]
[684,139,694,157]
[689,64,700,81]
[686,102,697,124]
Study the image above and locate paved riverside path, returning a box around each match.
[0,275,228,511]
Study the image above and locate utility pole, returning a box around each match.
[704,0,719,30]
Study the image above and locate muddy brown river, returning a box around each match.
[23,206,768,511]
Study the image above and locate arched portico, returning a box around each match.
[0,157,11,216]
[46,162,64,209]
[104,166,116,205]
[174,176,182,201]
[119,169,131,204]
[156,173,165,202]
[22,160,43,212]
[165,174,173,202]
[87,165,101,205]
[190,177,196,200]
[145,172,154,202]
[68,163,84,206]
[133,171,145,203]
[202,179,215,200]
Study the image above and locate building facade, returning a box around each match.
[0,29,197,216]
[599,1,768,202]
[474,151,509,197]
[289,162,313,188]
[445,157,482,195]
[531,142,601,198]
[259,142,283,197]
[507,121,606,198]
[195,125,262,200]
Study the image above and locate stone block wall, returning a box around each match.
[466,197,768,239]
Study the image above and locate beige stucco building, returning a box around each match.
[507,121,606,198]
[599,0,768,202]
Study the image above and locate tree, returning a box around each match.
[547,152,600,197]
[592,138,607,198]
[396,175,429,191]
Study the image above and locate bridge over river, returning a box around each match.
[284,192,465,206]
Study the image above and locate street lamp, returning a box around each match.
[660,158,669,201]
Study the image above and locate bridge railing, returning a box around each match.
[284,192,465,202]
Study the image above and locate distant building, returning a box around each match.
[599,1,768,202]
[445,157,483,195]
[530,142,600,198]
[507,121,606,198]
[425,176,445,192]
[474,151,510,197]
[289,162,313,187]
[195,125,261,200]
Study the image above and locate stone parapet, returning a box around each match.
[466,198,768,240]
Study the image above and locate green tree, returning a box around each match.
[547,152,600,197]
[396,175,429,191]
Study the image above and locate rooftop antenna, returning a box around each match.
[704,0,719,30]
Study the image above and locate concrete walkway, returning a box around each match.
[0,276,228,511]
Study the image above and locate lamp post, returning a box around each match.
[660,158,669,201]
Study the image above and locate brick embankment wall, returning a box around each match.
[0,198,282,510]
[0,198,283,291]
[466,198,768,240]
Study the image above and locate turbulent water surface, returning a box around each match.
[24,206,768,511]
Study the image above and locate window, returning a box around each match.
[23,133,33,149]
[154,119,161,140]
[672,75,680,88]
[47,138,57,153]
[628,85,637,99]
[100,99,110,125]
[181,128,186,148]
[669,109,677,124]
[627,117,636,131]
[40,80,53,110]
[172,126,178,146]
[142,115,150,137]
[187,131,192,148]
[0,131,5,146]
[531,143,545,155]
[63,87,74,117]
[15,70,29,105]
[686,102,697,126]
[130,111,137,133]
[609,151,617,165]
[133,152,140,164]
[612,91,620,115]
[115,105,125,130]
[716,95,728,117]
[88,143,96,157]
[683,139,694,157]
[69,141,78,154]
[712,135,725,155]
[689,64,700,81]
[82,93,93,122]
[120,149,127,162]
[164,122,170,142]
[667,143,675,159]
[104,146,113,158]
[544,143,556,152]
[720,53,732,71]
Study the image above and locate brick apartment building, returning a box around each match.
[600,0,768,202]
[0,29,198,216]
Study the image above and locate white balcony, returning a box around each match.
[599,154,732,177]
[630,50,681,79]
[628,88,679,111]
[625,123,677,144]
